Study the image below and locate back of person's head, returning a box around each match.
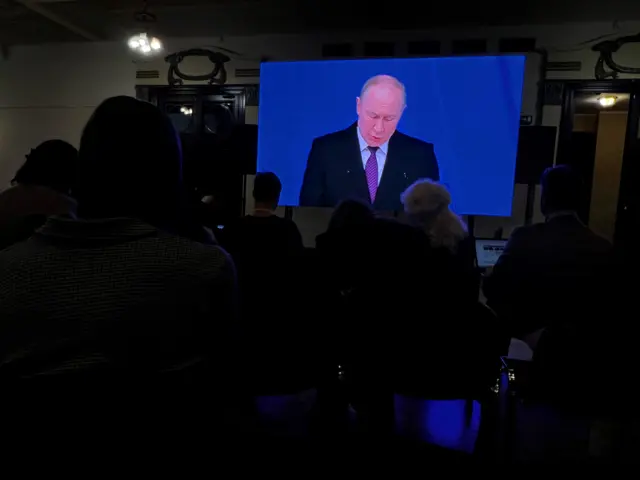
[541,165,581,216]
[253,172,282,208]
[75,96,184,227]
[12,140,78,194]
[401,179,467,252]
[327,198,375,232]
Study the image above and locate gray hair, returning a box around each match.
[401,179,467,253]
[360,75,406,106]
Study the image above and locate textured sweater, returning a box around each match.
[0,216,236,378]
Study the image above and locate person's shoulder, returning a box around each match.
[223,215,248,230]
[0,237,40,266]
[222,214,262,235]
[229,214,298,235]
[584,227,613,254]
[393,131,434,151]
[313,125,354,146]
[271,215,303,238]
[267,214,293,224]
[509,223,537,238]
[562,217,610,251]
[0,185,22,213]
[253,214,297,230]
[541,216,609,250]
[315,231,328,248]
[281,216,301,230]
[238,213,289,225]
[0,184,19,199]
[494,224,539,255]
[373,217,426,241]
[156,232,235,278]
[58,193,78,213]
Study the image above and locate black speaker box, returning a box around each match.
[515,126,557,184]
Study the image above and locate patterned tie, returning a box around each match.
[365,146,379,203]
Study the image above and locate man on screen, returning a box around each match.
[299,74,439,211]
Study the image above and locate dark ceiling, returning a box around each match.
[1,0,640,45]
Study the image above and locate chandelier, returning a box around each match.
[127,1,163,56]
[128,32,162,55]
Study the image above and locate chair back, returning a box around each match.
[255,388,318,437]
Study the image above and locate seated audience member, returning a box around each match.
[401,179,478,305]
[314,200,378,404]
[315,198,376,250]
[0,96,236,381]
[484,166,616,406]
[315,198,429,295]
[391,180,491,395]
[221,171,303,257]
[324,198,376,233]
[221,172,315,394]
[315,199,433,426]
[314,199,430,352]
[315,199,377,295]
[483,165,612,338]
[0,140,77,250]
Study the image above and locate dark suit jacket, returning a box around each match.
[483,214,613,337]
[299,124,439,211]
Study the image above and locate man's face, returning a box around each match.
[356,84,405,147]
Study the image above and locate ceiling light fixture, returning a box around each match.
[128,32,163,54]
[128,1,163,56]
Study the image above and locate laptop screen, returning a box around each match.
[475,239,507,268]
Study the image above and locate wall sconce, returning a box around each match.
[598,95,617,108]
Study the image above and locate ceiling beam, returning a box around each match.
[15,0,101,41]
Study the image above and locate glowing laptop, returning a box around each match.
[475,238,507,268]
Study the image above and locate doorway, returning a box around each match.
[137,84,257,223]
[556,81,640,252]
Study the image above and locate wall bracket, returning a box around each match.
[165,48,230,86]
[592,33,640,80]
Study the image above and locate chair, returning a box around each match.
[500,323,634,463]
[347,302,504,455]
[255,388,319,438]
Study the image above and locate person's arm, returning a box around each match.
[299,139,325,207]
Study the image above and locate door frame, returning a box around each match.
[136,84,259,221]
[136,84,258,129]
[551,79,640,250]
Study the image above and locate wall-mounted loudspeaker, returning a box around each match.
[515,126,557,184]
[224,124,258,175]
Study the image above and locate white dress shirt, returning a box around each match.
[357,128,388,186]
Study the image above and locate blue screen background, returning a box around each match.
[257,56,525,216]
